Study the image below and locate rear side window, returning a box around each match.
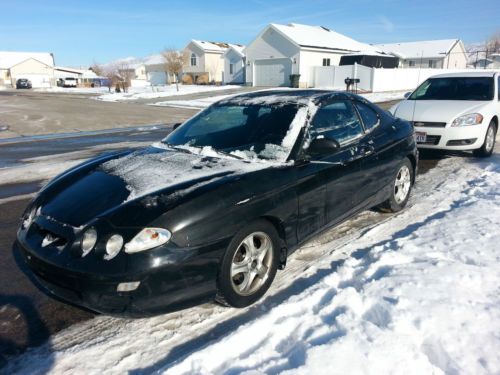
[355,102,379,131]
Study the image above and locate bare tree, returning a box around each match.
[486,30,500,53]
[90,62,104,76]
[161,48,188,91]
[115,62,135,93]
[100,65,118,92]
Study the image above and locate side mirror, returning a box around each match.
[172,122,182,130]
[403,92,412,99]
[308,136,340,154]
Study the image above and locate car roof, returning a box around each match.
[428,71,498,79]
[220,89,355,105]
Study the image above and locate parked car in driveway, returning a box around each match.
[16,78,32,89]
[390,71,499,157]
[16,90,417,316]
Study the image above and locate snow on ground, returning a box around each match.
[95,85,241,102]
[151,90,408,109]
[5,152,500,374]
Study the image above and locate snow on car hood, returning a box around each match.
[101,146,273,202]
[393,100,489,123]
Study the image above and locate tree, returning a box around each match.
[486,30,500,53]
[161,48,188,91]
[90,62,104,76]
[116,62,135,93]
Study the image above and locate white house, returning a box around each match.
[0,51,55,88]
[224,44,245,84]
[244,23,381,87]
[375,39,467,69]
[182,40,229,83]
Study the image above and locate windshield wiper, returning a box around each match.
[165,143,243,160]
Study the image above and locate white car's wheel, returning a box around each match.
[473,121,497,158]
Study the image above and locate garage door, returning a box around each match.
[254,58,291,87]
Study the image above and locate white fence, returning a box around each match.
[312,64,485,92]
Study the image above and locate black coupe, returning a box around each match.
[16,90,417,316]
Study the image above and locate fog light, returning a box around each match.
[105,234,123,260]
[81,228,97,256]
[117,281,140,292]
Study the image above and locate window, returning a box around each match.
[498,76,500,101]
[355,102,379,131]
[428,60,436,68]
[310,100,364,145]
[408,60,416,67]
[410,77,494,101]
[229,63,234,74]
[322,58,331,66]
[190,53,197,66]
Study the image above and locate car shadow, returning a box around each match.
[0,293,53,373]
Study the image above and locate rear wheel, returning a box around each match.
[379,158,414,213]
[216,220,279,308]
[473,121,496,158]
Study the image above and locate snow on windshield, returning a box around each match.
[101,147,270,201]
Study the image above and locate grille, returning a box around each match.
[412,121,447,128]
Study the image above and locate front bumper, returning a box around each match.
[415,123,488,150]
[15,238,224,317]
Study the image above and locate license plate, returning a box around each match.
[415,132,427,143]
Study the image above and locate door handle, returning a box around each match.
[359,144,375,156]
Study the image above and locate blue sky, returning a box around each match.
[1,0,498,67]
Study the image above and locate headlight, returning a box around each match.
[105,234,124,260]
[21,207,37,230]
[81,228,97,256]
[125,228,171,254]
[451,113,483,127]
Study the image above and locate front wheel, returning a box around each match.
[216,220,279,308]
[379,158,414,213]
[473,121,496,158]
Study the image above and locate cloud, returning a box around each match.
[378,15,395,32]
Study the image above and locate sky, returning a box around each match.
[1,0,499,67]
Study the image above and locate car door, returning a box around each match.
[351,100,393,206]
[296,100,367,240]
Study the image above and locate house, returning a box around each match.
[375,39,467,69]
[111,54,176,87]
[182,40,229,84]
[244,23,382,87]
[224,44,245,84]
[0,51,55,88]
[471,54,500,69]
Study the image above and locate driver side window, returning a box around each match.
[310,100,364,144]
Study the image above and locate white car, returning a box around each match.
[390,71,499,157]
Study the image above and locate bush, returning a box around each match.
[195,74,209,85]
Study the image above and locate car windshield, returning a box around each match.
[163,103,301,161]
[409,77,494,101]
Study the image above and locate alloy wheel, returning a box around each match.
[394,165,411,204]
[485,126,495,153]
[230,231,273,296]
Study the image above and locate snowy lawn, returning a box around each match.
[151,90,408,109]
[94,84,241,102]
[5,151,500,374]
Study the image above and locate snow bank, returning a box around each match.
[95,85,240,102]
[6,154,500,375]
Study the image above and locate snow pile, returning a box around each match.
[95,85,240,102]
[5,153,500,374]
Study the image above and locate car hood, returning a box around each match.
[39,145,272,227]
[393,100,488,123]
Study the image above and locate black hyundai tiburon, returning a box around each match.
[16,90,417,316]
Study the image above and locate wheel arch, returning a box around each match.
[406,153,417,182]
[260,215,288,269]
[490,115,498,129]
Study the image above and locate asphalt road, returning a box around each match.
[0,98,444,366]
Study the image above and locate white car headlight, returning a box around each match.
[81,228,98,256]
[124,228,171,254]
[451,113,483,127]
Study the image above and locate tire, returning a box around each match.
[473,121,496,158]
[216,220,279,308]
[379,158,414,213]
